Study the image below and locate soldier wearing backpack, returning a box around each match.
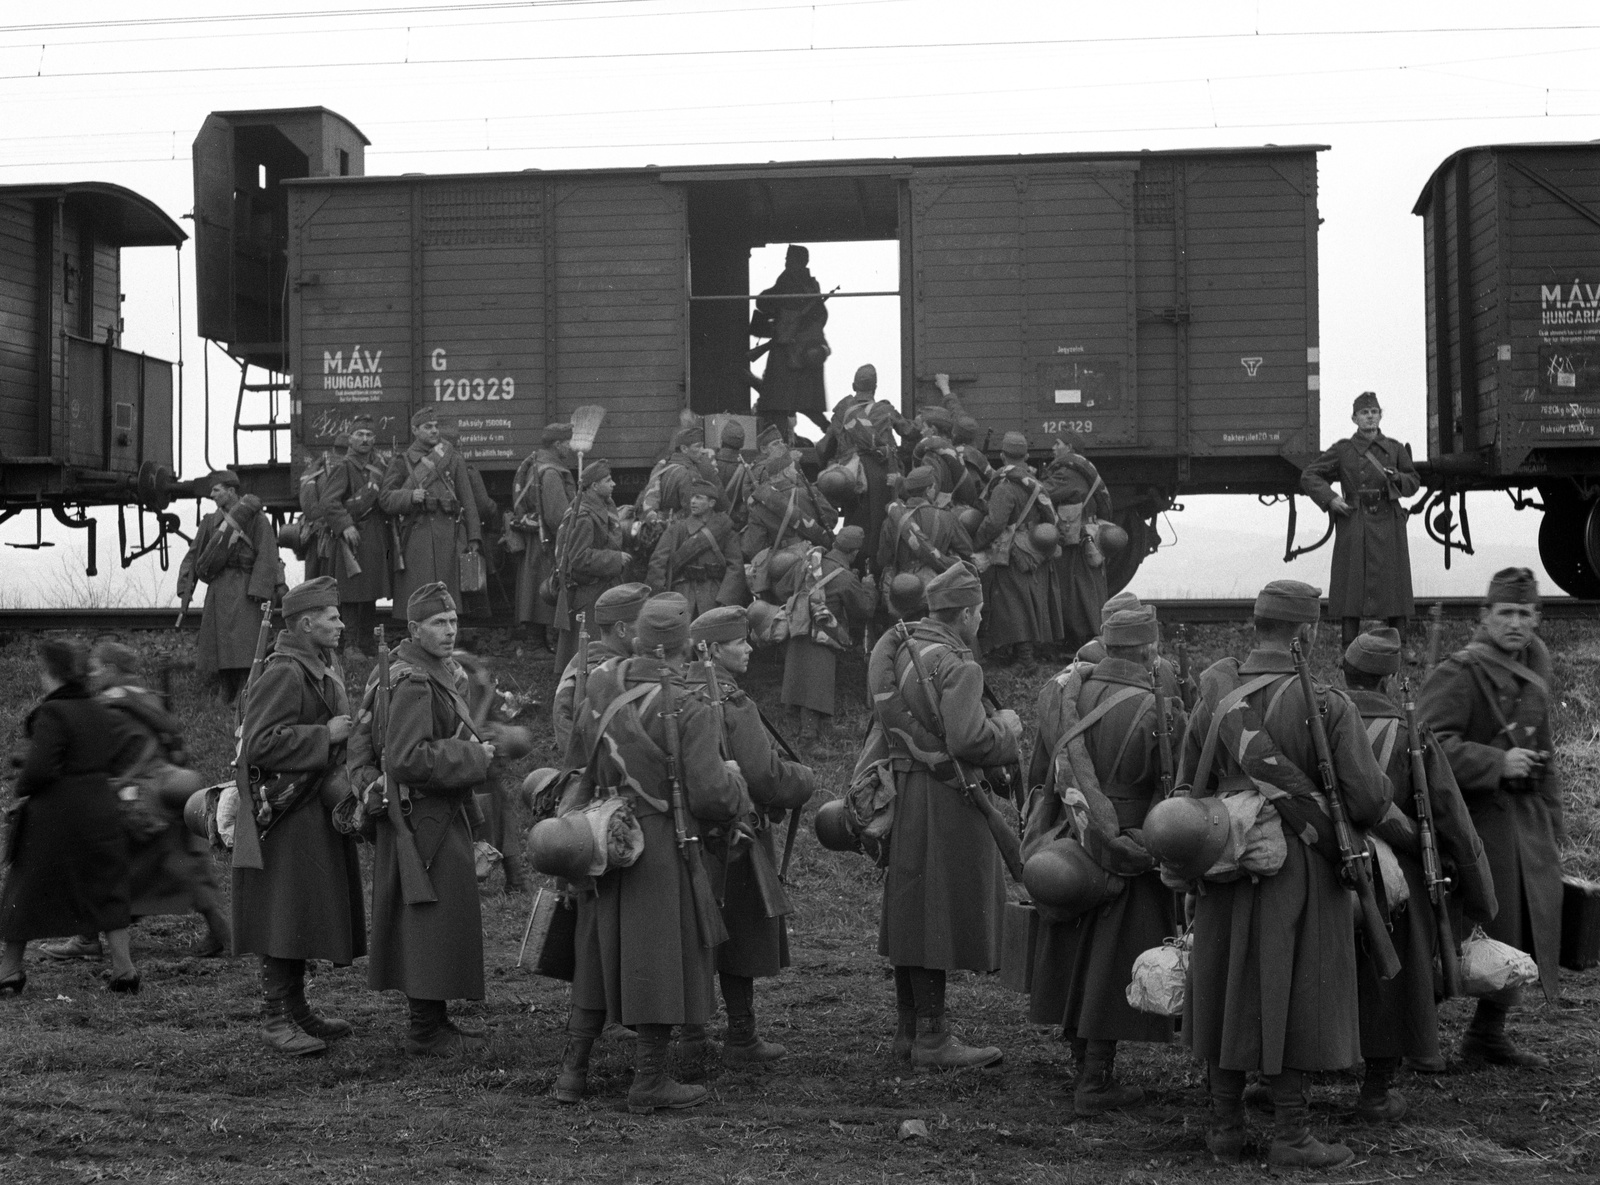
[307,415,391,656]
[646,478,745,618]
[378,407,483,622]
[973,433,1062,666]
[775,526,876,743]
[874,466,973,617]
[510,423,576,649]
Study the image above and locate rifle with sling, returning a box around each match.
[1291,639,1402,980]
[753,703,806,882]
[898,625,1025,881]
[1401,676,1463,997]
[375,626,438,905]
[655,653,730,949]
[1155,688,1176,800]
[979,683,1026,809]
[229,599,276,870]
[565,612,590,765]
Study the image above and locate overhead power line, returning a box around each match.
[0,0,656,35]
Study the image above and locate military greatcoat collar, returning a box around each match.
[272,627,335,683]
[1088,656,1154,690]
[910,617,971,657]
[1348,687,1401,718]
[1238,646,1297,675]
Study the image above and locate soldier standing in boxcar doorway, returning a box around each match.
[308,415,391,656]
[176,470,283,704]
[750,245,830,437]
[1300,392,1420,648]
[379,406,483,621]
[1419,567,1561,1069]
[510,423,576,649]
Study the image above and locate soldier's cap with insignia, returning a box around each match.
[542,422,573,444]
[926,562,983,610]
[594,582,650,625]
[1102,604,1159,646]
[921,405,955,432]
[1254,578,1322,623]
[853,363,877,391]
[721,420,746,449]
[1352,390,1382,413]
[834,524,865,552]
[903,465,938,494]
[407,580,457,622]
[687,477,720,502]
[953,415,981,445]
[91,640,141,675]
[1001,431,1030,459]
[205,469,241,489]
[411,406,441,428]
[690,604,749,645]
[1102,589,1141,618]
[349,414,374,428]
[1486,566,1539,605]
[283,576,341,618]
[756,423,785,449]
[580,459,612,488]
[636,592,691,651]
[1344,626,1402,675]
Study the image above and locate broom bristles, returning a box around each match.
[569,404,607,454]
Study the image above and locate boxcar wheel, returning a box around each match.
[1538,499,1600,599]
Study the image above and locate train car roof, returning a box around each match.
[284,143,1328,188]
[0,182,186,246]
[1413,140,1600,214]
[207,105,371,145]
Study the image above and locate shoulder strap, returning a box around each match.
[1366,717,1402,772]
[1059,684,1148,749]
[1188,672,1287,795]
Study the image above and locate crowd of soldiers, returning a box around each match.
[133,386,1569,1168]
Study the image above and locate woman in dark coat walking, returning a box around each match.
[0,639,141,993]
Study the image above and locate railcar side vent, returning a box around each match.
[421,183,541,246]
[1136,166,1175,224]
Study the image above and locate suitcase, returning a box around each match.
[1560,876,1600,971]
[999,900,1040,994]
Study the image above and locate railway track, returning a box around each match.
[0,597,1593,635]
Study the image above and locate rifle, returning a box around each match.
[230,599,276,870]
[174,594,192,631]
[1155,691,1176,800]
[900,626,1025,881]
[655,653,730,949]
[1175,625,1195,711]
[753,704,807,882]
[565,612,590,764]
[1402,677,1463,997]
[979,683,1026,809]
[376,626,438,905]
[1425,602,1444,671]
[1291,638,1402,980]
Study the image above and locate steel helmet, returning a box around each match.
[1030,521,1060,551]
[746,599,784,644]
[528,814,599,880]
[956,506,983,536]
[816,465,856,504]
[813,799,858,853]
[887,572,926,619]
[1022,836,1121,919]
[767,547,804,584]
[155,766,205,810]
[1143,795,1230,881]
[1098,521,1130,554]
[183,787,211,840]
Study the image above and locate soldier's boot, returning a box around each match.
[1355,1056,1408,1121]
[1073,1039,1144,1116]
[1205,1065,1248,1165]
[1266,1070,1354,1170]
[195,907,230,958]
[555,1007,605,1104]
[1460,998,1549,1068]
[807,709,832,745]
[721,973,786,1066]
[908,968,1002,1069]
[891,968,917,1063]
[289,983,353,1042]
[405,998,486,1057]
[260,958,325,1057]
[673,1023,713,1080]
[1242,1074,1274,1111]
[628,1024,709,1114]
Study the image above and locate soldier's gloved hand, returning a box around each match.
[412,488,426,505]
[342,526,361,547]
[1502,747,1542,782]
[1330,496,1353,517]
[993,708,1023,740]
[327,714,353,743]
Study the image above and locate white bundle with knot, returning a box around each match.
[1460,926,1540,997]
[1126,932,1191,1017]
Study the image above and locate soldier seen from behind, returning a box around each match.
[551,460,633,674]
[510,422,576,651]
[551,582,649,758]
[776,524,877,744]
[1044,435,1114,656]
[974,432,1062,666]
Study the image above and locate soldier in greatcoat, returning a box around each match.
[647,478,745,618]
[307,415,390,656]
[974,433,1062,665]
[1419,567,1561,1068]
[1177,579,1391,1169]
[820,364,908,566]
[1024,606,1182,1116]
[874,466,973,609]
[551,582,649,758]
[1300,391,1421,648]
[714,421,753,531]
[741,425,838,559]
[1068,590,1186,704]
[750,245,830,436]
[234,577,363,1056]
[510,423,576,647]
[1043,436,1114,655]
[1340,628,1497,1115]
[555,594,751,1112]
[378,406,483,620]
[175,470,283,703]
[776,526,877,742]
[362,582,495,1055]
[551,459,633,674]
[683,606,815,1066]
[873,565,1023,1069]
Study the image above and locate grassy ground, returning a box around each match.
[1,616,1598,1183]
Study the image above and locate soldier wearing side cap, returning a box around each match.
[742,424,838,559]
[305,414,391,656]
[872,564,1023,1070]
[362,583,496,1056]
[681,605,815,1068]
[820,364,908,567]
[1177,579,1391,1169]
[646,477,745,617]
[950,414,994,500]
[911,434,980,511]
[973,432,1063,666]
[876,466,973,617]
[776,524,877,743]
[897,401,957,474]
[1044,435,1114,655]
[1300,391,1420,649]
[1340,628,1497,1115]
[552,460,634,674]
[555,594,752,1112]
[1067,590,1187,705]
[552,582,649,757]
[510,423,577,649]
[233,577,363,1056]
[378,406,484,621]
[1419,567,1561,1068]
[714,421,754,531]
[1023,606,1185,1116]
[641,421,721,521]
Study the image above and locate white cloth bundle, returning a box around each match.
[1460,926,1539,997]
[1126,932,1192,1017]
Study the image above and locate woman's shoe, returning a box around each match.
[0,970,25,996]
[106,971,141,994]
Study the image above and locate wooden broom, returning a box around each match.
[552,404,608,602]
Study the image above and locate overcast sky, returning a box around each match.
[5,0,1597,603]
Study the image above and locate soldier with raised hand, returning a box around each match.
[551,460,633,674]
[366,582,496,1056]
[234,576,363,1057]
[1419,567,1561,1068]
[556,594,751,1112]
[307,415,391,656]
[551,582,650,757]
[683,605,815,1068]
[974,432,1062,666]
[510,422,576,649]
[379,406,483,621]
[874,564,1022,1070]
[1178,580,1391,1169]
[646,477,744,617]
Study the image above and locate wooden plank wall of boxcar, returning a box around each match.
[0,199,39,457]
